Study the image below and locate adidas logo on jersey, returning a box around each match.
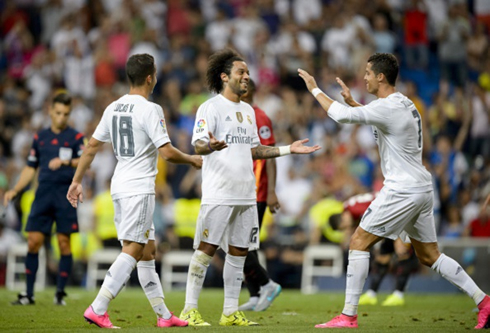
[225,116,232,121]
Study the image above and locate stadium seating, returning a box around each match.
[6,243,46,291]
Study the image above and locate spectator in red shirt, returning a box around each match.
[465,195,490,237]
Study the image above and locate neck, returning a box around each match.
[221,88,241,103]
[128,86,151,100]
[51,125,65,134]
[376,84,396,98]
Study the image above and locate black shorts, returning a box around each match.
[26,184,79,235]
[379,238,395,255]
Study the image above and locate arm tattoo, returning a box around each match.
[252,145,280,160]
[195,140,212,155]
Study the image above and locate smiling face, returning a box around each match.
[364,62,380,95]
[223,61,250,97]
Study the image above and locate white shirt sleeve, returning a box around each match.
[144,105,171,148]
[92,107,112,143]
[191,102,216,146]
[327,100,391,129]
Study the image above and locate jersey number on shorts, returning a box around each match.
[411,109,422,149]
[361,207,372,223]
[250,227,259,243]
[112,115,135,157]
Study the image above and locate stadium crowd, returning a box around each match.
[0,0,489,289]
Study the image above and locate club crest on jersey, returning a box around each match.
[247,115,252,124]
[236,112,243,123]
[160,119,167,134]
[203,229,209,238]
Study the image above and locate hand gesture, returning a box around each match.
[49,157,64,170]
[297,68,318,93]
[336,77,354,104]
[4,189,18,206]
[66,182,83,208]
[190,155,203,169]
[208,132,228,152]
[267,192,281,214]
[291,138,321,154]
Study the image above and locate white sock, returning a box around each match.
[137,260,171,320]
[248,296,259,305]
[342,250,370,316]
[184,250,212,313]
[431,253,485,305]
[92,252,136,315]
[223,254,246,316]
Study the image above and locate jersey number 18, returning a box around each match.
[112,115,135,157]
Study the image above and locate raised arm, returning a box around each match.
[297,68,362,113]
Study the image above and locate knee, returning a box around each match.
[27,238,43,253]
[416,251,440,267]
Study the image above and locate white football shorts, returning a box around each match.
[113,194,155,244]
[359,187,437,243]
[193,204,259,252]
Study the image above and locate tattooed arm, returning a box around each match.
[251,139,321,160]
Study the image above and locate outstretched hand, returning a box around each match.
[66,182,83,208]
[297,68,318,93]
[336,77,356,105]
[208,132,228,151]
[190,155,203,169]
[291,138,321,154]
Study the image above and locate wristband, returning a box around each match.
[279,145,291,156]
[207,141,215,152]
[311,87,323,97]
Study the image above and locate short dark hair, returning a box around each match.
[247,78,256,96]
[367,53,398,86]
[126,54,155,86]
[206,49,244,94]
[53,92,71,106]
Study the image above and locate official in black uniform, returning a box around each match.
[5,92,85,305]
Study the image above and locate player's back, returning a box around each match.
[93,94,170,199]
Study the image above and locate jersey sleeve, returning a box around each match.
[73,132,86,158]
[191,102,216,146]
[92,107,112,143]
[327,100,391,129]
[26,133,40,168]
[144,105,171,148]
[257,112,275,146]
[250,110,260,148]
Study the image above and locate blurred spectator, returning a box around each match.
[464,195,490,237]
[404,0,429,69]
[372,12,397,54]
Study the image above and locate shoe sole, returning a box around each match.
[84,316,120,329]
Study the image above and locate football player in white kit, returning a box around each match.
[67,54,202,328]
[298,53,490,329]
[179,49,320,327]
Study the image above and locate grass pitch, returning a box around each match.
[0,287,478,332]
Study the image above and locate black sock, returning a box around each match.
[25,252,39,298]
[244,250,269,297]
[57,254,72,292]
[370,261,389,292]
[395,257,417,292]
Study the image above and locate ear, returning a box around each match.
[220,72,228,83]
[377,73,384,83]
[147,75,152,85]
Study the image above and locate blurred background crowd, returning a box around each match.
[0,0,489,289]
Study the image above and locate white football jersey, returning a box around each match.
[328,92,432,193]
[192,94,260,205]
[92,94,170,199]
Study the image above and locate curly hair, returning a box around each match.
[206,49,244,94]
[367,53,399,86]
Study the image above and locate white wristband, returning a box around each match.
[279,145,291,156]
[311,87,323,97]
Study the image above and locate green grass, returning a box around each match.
[0,287,478,332]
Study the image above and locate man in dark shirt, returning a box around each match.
[5,92,85,305]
